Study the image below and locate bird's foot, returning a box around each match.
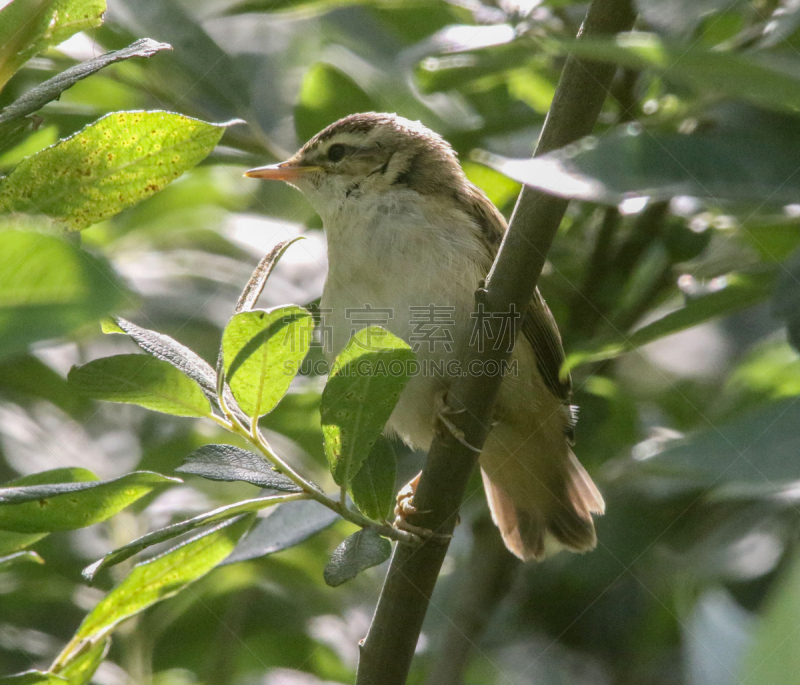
[393,472,452,543]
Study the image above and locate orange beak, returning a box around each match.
[244,162,323,181]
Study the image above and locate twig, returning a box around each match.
[355,1,637,683]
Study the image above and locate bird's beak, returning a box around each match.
[244,162,323,181]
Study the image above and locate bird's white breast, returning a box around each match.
[319,187,489,448]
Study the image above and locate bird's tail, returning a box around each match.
[481,450,605,562]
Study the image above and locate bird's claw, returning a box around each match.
[393,472,452,544]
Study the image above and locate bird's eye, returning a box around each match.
[327,144,346,162]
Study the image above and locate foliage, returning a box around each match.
[1,0,800,683]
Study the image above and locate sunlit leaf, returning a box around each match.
[83,493,298,579]
[176,444,301,492]
[323,528,391,587]
[52,638,109,685]
[0,469,178,533]
[0,0,105,90]
[223,499,338,565]
[349,438,396,521]
[222,306,313,419]
[69,354,212,418]
[55,515,252,667]
[321,327,414,487]
[0,111,237,230]
[0,230,127,359]
[564,270,776,372]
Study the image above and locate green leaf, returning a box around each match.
[295,63,375,142]
[0,230,128,359]
[322,528,391,587]
[0,550,44,569]
[773,251,800,354]
[111,317,218,402]
[349,438,396,521]
[68,354,212,418]
[55,638,109,685]
[0,0,105,90]
[55,515,251,667]
[740,551,800,684]
[0,530,47,556]
[234,238,305,314]
[564,270,776,372]
[0,39,171,127]
[223,499,339,565]
[176,444,301,492]
[222,306,313,419]
[0,672,67,685]
[0,470,179,533]
[321,327,414,487]
[83,493,297,580]
[0,111,237,230]
[480,106,800,208]
[562,33,800,114]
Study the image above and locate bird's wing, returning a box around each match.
[461,183,573,405]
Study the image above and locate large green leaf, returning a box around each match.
[322,528,391,587]
[176,444,301,492]
[55,515,252,667]
[349,438,396,521]
[83,493,298,579]
[222,306,313,419]
[0,469,178,533]
[320,326,417,487]
[482,106,800,208]
[0,230,127,359]
[564,270,776,372]
[0,111,236,230]
[69,354,212,418]
[739,551,800,684]
[0,0,105,90]
[562,32,800,114]
[0,39,171,127]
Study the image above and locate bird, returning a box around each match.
[245,112,604,561]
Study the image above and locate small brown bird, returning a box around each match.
[245,112,604,561]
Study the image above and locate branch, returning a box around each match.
[355,1,637,683]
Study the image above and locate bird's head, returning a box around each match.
[245,112,466,217]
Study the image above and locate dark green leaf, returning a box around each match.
[0,230,128,359]
[111,317,218,402]
[349,438,396,521]
[562,33,800,113]
[773,251,800,354]
[295,63,376,142]
[0,550,44,569]
[69,354,212,418]
[481,106,800,208]
[322,528,391,587]
[0,39,172,126]
[55,515,252,667]
[235,238,305,314]
[224,499,338,565]
[222,306,313,419]
[176,444,301,492]
[0,0,105,90]
[321,327,414,487]
[0,111,237,230]
[83,493,297,579]
[0,470,178,533]
[635,0,748,34]
[565,270,776,372]
[55,638,109,685]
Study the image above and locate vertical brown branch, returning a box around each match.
[355,2,637,683]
